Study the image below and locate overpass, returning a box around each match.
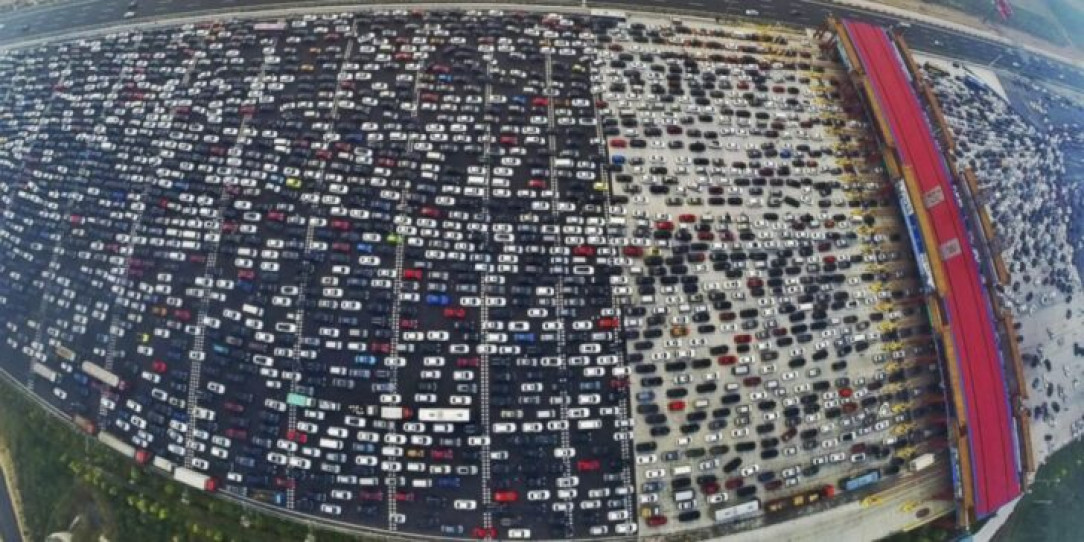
[827,18,1028,525]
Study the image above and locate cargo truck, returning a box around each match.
[173,467,217,491]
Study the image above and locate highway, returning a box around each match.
[0,0,1081,91]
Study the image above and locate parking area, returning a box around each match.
[0,7,954,541]
[592,16,949,534]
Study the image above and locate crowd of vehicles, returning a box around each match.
[0,7,949,540]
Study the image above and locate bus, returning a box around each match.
[81,361,127,390]
[286,392,314,408]
[31,361,59,383]
[418,408,471,423]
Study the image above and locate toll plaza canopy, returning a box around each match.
[841,20,1021,517]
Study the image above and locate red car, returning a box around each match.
[528,179,548,189]
[394,491,415,502]
[403,269,423,281]
[359,490,383,501]
[655,220,674,231]
[224,428,248,439]
[622,246,644,257]
[598,317,619,330]
[400,319,419,330]
[286,429,307,443]
[678,213,697,223]
[647,516,668,527]
[443,307,467,319]
[572,245,595,257]
[576,459,600,472]
[667,400,686,412]
[431,448,454,460]
[609,138,627,148]
[457,357,480,368]
[493,490,518,503]
[151,360,168,373]
[472,527,498,539]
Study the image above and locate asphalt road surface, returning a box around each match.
[0,0,1081,91]
[0,467,24,542]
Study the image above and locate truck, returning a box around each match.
[152,456,176,474]
[418,408,470,423]
[173,467,218,491]
[98,431,136,459]
[55,345,76,362]
[249,489,286,505]
[31,361,59,383]
[73,414,97,435]
[909,453,936,472]
[81,361,127,390]
[366,405,413,420]
[841,469,881,491]
[713,499,761,523]
[286,392,314,408]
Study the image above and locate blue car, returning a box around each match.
[435,476,461,489]
[513,333,537,343]
[426,293,451,306]
[354,355,378,365]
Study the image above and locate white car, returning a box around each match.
[453,499,477,510]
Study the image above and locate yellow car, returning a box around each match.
[285,177,302,189]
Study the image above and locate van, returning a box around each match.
[674,489,696,502]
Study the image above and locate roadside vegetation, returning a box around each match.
[0,378,361,542]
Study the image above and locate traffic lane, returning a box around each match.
[0,0,1081,91]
